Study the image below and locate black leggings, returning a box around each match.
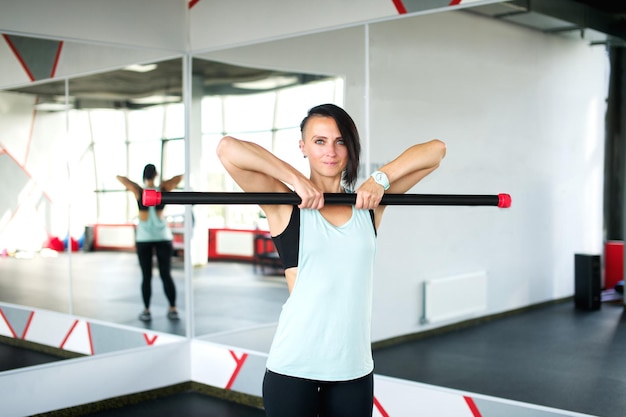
[262,369,373,417]
[135,241,176,309]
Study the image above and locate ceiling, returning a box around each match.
[7,0,626,110]
[468,0,626,46]
[9,58,330,110]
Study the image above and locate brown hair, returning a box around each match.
[300,104,361,189]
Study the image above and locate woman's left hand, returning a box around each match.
[355,178,385,210]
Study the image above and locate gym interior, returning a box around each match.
[1,1,626,416]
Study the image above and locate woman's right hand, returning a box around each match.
[293,178,324,210]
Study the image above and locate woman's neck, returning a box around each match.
[310,175,343,193]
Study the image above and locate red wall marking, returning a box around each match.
[20,311,34,339]
[2,34,35,81]
[373,396,390,417]
[0,308,18,338]
[0,184,52,239]
[189,0,200,9]
[144,333,159,345]
[60,320,94,355]
[51,41,63,78]
[391,0,407,14]
[0,96,53,243]
[449,0,463,5]
[464,396,483,417]
[0,143,53,239]
[86,322,94,355]
[0,140,53,203]
[59,319,79,349]
[22,95,39,165]
[225,350,248,390]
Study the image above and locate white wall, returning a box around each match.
[0,0,186,51]
[368,12,607,340]
[189,0,396,52]
[1,342,190,417]
[0,6,184,90]
[199,11,608,341]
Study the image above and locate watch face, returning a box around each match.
[375,173,383,181]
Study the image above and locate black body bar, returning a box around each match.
[143,190,512,208]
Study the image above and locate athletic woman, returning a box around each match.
[217,104,445,416]
[117,164,183,322]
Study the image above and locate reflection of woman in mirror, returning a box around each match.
[217,104,446,416]
[116,164,183,322]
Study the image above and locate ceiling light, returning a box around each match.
[130,95,181,104]
[34,102,71,111]
[233,75,299,90]
[123,63,158,73]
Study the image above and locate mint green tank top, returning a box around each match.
[266,206,377,381]
[135,206,172,242]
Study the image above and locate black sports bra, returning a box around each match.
[271,206,376,270]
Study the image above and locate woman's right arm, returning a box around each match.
[217,136,323,234]
[216,136,324,209]
[116,175,141,200]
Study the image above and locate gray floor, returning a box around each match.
[374,299,626,417]
[1,251,625,417]
[80,390,266,417]
[0,251,288,339]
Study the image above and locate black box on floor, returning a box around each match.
[574,254,601,310]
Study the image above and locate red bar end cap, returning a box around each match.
[142,189,161,206]
[498,193,511,208]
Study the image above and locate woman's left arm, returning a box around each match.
[161,174,184,192]
[380,139,446,194]
[355,139,446,225]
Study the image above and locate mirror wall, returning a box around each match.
[0,45,189,335]
[191,25,366,349]
[0,31,353,345]
[0,2,455,354]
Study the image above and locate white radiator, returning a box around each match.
[421,271,487,324]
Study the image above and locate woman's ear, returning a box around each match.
[299,140,307,158]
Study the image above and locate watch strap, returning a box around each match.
[371,170,390,190]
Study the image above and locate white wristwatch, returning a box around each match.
[371,170,390,190]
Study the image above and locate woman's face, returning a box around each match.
[300,115,348,179]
